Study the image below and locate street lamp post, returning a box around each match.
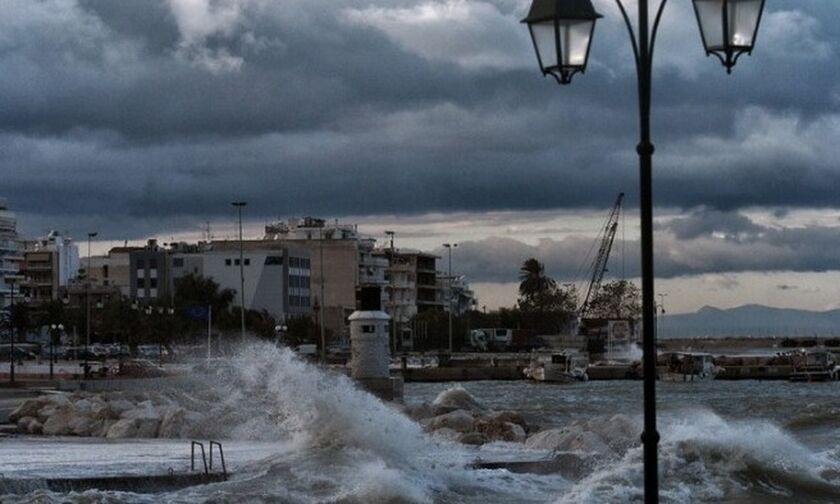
[7,277,19,383]
[521,1,766,501]
[442,243,458,353]
[231,202,247,341]
[657,292,667,338]
[84,232,97,378]
[385,230,396,353]
[49,323,63,379]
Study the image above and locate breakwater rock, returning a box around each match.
[9,391,205,438]
[405,387,529,445]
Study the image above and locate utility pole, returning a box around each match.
[231,202,247,340]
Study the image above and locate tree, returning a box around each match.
[518,258,557,301]
[587,280,641,320]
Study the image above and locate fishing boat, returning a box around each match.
[658,352,718,382]
[524,353,588,383]
[789,348,839,382]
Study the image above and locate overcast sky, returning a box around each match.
[3,0,840,313]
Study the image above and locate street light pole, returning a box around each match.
[319,226,326,362]
[443,243,458,353]
[521,1,766,501]
[85,232,97,378]
[385,230,396,354]
[231,202,247,340]
[8,278,16,383]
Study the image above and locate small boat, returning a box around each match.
[789,348,839,382]
[524,353,588,383]
[658,352,717,382]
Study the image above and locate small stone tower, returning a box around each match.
[349,286,403,401]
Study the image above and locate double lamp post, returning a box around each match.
[521,0,766,502]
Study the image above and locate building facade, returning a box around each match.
[87,247,135,297]
[0,198,22,308]
[198,245,312,321]
[129,240,171,302]
[20,231,80,304]
[263,217,380,345]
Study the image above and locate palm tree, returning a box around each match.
[518,258,556,299]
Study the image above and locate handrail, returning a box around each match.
[209,440,227,477]
[190,441,208,474]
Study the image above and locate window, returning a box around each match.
[149,258,158,269]
[265,256,283,265]
[302,258,311,269]
[244,258,250,266]
[234,259,240,266]
[150,278,158,289]
[137,259,145,269]
[137,278,145,289]
[225,259,231,266]
[290,257,300,268]
[362,325,375,333]
[103,265,109,278]
[173,258,184,267]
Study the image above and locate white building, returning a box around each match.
[438,274,477,316]
[180,246,312,321]
[25,230,80,286]
[0,198,22,308]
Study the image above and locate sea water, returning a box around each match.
[1,343,839,503]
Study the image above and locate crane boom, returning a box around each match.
[579,192,624,319]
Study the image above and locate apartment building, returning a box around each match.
[198,245,312,321]
[20,231,80,304]
[0,198,22,308]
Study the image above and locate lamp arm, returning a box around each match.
[648,0,670,67]
[614,0,640,70]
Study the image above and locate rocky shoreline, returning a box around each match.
[7,386,640,456]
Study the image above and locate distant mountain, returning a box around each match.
[660,304,840,338]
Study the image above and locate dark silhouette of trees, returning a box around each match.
[587,280,641,320]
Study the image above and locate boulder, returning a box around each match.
[16,416,42,435]
[73,398,95,412]
[525,427,610,454]
[107,399,136,417]
[47,394,72,408]
[158,407,187,438]
[121,403,160,421]
[9,398,48,423]
[489,411,529,433]
[42,407,76,436]
[91,419,116,437]
[423,410,476,434]
[106,419,139,438]
[405,403,436,422]
[430,427,461,442]
[458,432,488,445]
[432,387,484,412]
[476,419,527,443]
[135,417,161,438]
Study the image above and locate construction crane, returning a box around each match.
[579,192,624,319]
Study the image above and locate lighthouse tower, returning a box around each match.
[349,286,403,401]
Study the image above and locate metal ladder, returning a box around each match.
[191,440,227,479]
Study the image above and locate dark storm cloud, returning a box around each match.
[445,209,840,283]
[2,0,840,243]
